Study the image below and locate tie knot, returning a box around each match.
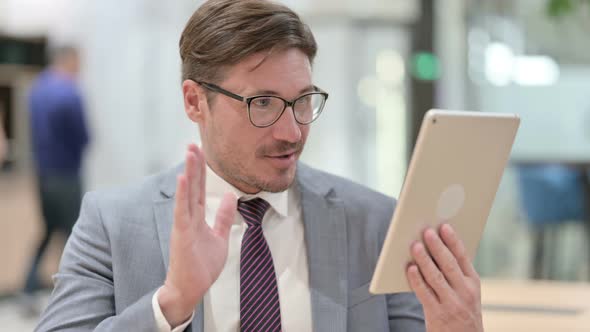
[238,198,270,227]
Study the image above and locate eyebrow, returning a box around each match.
[248,85,317,97]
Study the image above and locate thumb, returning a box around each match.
[213,192,237,240]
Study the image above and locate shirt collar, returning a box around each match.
[206,164,289,221]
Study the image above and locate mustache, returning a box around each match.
[257,140,303,157]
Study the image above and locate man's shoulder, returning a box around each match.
[298,164,396,260]
[84,164,179,215]
[297,163,396,212]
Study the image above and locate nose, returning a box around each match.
[271,106,302,143]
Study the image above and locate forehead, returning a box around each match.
[223,48,313,95]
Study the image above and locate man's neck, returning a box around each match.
[51,64,76,80]
[206,161,261,195]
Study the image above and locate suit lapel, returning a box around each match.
[153,164,205,332]
[153,163,348,332]
[298,164,348,332]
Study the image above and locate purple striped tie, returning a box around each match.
[238,198,282,332]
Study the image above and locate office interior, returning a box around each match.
[1,0,590,330]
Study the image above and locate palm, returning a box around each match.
[166,144,236,307]
[186,218,230,287]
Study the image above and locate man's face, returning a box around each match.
[187,48,313,193]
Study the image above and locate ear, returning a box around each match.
[182,80,209,123]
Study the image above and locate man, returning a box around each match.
[25,46,89,310]
[36,1,482,331]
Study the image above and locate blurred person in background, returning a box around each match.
[0,105,7,164]
[35,1,482,331]
[22,45,89,315]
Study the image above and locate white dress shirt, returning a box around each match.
[152,165,313,331]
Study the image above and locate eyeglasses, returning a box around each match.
[193,80,329,128]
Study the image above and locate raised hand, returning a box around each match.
[159,144,237,327]
[406,224,483,332]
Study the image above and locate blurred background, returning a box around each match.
[1,0,590,330]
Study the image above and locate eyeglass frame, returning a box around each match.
[190,79,329,128]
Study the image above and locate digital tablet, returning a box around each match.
[369,109,520,294]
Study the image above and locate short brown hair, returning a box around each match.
[179,0,317,83]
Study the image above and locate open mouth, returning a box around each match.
[263,147,300,168]
[268,151,297,159]
[274,153,294,159]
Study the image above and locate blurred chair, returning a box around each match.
[516,164,589,280]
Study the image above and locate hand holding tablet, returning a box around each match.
[370,109,520,331]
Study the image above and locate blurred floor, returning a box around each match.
[0,171,64,328]
[0,291,50,331]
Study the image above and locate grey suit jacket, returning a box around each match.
[36,163,425,332]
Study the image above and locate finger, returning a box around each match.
[187,144,206,206]
[439,224,478,278]
[423,227,466,290]
[411,241,454,302]
[406,264,439,308]
[173,174,190,230]
[185,149,199,217]
[213,192,237,240]
[195,145,206,206]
